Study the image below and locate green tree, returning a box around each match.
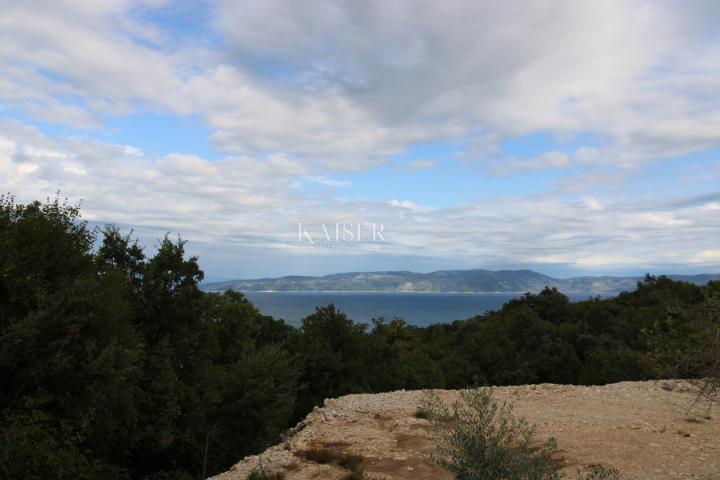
[0,196,142,479]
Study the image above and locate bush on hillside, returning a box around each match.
[422,387,619,480]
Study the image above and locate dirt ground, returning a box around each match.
[210,381,719,480]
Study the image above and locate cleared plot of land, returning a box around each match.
[211,381,719,480]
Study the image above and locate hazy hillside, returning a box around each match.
[202,269,720,293]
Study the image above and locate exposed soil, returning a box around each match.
[210,381,719,480]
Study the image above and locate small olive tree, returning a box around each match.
[422,387,619,480]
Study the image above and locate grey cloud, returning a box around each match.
[212,0,720,168]
[3,0,719,172]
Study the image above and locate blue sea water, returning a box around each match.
[241,291,599,327]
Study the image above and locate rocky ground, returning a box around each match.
[210,381,719,480]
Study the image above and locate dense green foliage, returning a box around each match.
[0,196,716,479]
[0,197,298,479]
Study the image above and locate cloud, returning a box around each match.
[2,118,720,272]
[183,67,411,169]
[387,199,433,212]
[2,0,717,172]
[491,151,571,175]
[302,176,352,188]
[2,1,720,274]
[693,250,720,263]
[0,119,309,241]
[212,0,720,170]
[405,160,434,170]
[0,1,185,121]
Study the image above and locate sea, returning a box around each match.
[241,291,602,327]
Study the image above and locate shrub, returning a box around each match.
[422,387,619,480]
[645,281,720,411]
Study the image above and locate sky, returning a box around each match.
[1,0,720,281]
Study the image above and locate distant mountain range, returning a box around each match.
[201,269,720,294]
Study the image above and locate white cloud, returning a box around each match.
[2,1,720,273]
[693,250,720,263]
[387,199,433,212]
[302,176,352,188]
[405,160,434,170]
[212,0,720,169]
[2,118,720,271]
[1,0,718,171]
[492,151,571,174]
[0,1,185,121]
[183,67,409,169]
[581,196,604,211]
